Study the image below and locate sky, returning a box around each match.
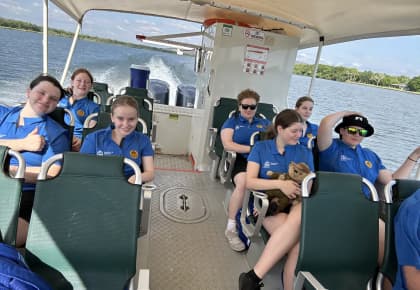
[1,0,420,77]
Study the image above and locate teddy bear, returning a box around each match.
[264,161,311,216]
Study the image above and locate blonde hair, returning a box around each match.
[111,95,139,116]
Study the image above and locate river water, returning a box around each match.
[0,28,419,173]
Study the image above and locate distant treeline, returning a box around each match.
[0,17,176,53]
[2,17,420,92]
[294,63,420,92]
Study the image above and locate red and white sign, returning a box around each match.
[243,44,269,75]
[244,29,265,42]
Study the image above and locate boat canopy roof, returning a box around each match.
[50,0,420,48]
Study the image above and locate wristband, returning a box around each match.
[407,156,417,163]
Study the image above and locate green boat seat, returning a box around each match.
[0,146,25,246]
[239,190,270,243]
[256,102,278,123]
[295,171,379,290]
[208,98,238,163]
[91,82,113,112]
[376,179,420,289]
[25,152,143,290]
[81,112,148,142]
[48,107,75,151]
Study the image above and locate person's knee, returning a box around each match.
[234,173,247,191]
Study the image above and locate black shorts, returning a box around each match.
[231,154,248,185]
[19,190,35,222]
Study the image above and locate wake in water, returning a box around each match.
[145,56,182,106]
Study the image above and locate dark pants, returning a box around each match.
[231,154,248,186]
[19,190,35,222]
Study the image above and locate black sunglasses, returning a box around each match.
[240,104,257,110]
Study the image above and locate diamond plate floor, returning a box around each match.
[138,154,250,290]
[154,154,195,171]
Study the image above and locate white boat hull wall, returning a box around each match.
[190,22,300,171]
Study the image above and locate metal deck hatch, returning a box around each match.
[160,187,209,223]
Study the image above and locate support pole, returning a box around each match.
[307,36,324,96]
[60,23,82,85]
[42,0,48,73]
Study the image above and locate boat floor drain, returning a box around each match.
[160,187,209,223]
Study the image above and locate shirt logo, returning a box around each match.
[0,134,5,138]
[340,154,352,162]
[263,161,271,168]
[77,109,85,117]
[256,124,263,128]
[365,160,372,168]
[307,133,313,138]
[130,150,139,159]
[96,150,104,156]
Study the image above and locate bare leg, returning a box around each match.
[378,219,385,266]
[262,212,288,234]
[228,172,247,219]
[378,219,394,288]
[16,217,29,248]
[283,242,300,290]
[254,203,302,278]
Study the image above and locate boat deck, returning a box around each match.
[137,154,250,290]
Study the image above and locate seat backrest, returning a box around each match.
[296,171,379,290]
[48,107,75,151]
[0,146,24,246]
[256,102,277,122]
[92,82,113,111]
[81,111,113,141]
[210,98,238,158]
[82,112,148,142]
[25,152,142,290]
[378,179,420,287]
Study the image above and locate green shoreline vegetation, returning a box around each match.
[1,17,420,93]
[0,17,182,54]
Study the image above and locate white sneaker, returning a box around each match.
[225,229,246,252]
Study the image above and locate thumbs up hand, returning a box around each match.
[24,127,46,151]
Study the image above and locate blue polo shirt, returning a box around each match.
[248,138,314,179]
[319,138,385,197]
[80,126,154,177]
[221,114,271,158]
[0,105,69,190]
[58,96,100,139]
[299,121,318,148]
[393,189,420,290]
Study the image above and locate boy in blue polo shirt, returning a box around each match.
[0,74,69,247]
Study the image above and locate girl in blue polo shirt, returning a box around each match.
[80,95,154,183]
[221,89,271,252]
[59,68,100,151]
[0,74,69,247]
[294,96,318,148]
[317,111,420,285]
[239,109,314,290]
